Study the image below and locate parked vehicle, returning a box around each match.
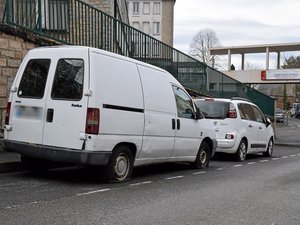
[275,108,284,123]
[4,46,217,182]
[291,103,300,118]
[194,97,274,161]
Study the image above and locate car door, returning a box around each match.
[42,50,89,150]
[251,105,269,151]
[171,86,201,157]
[238,103,259,153]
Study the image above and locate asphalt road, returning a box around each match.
[1,146,300,225]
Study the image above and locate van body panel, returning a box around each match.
[137,65,177,159]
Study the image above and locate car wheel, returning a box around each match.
[235,139,247,161]
[105,145,133,183]
[263,138,273,157]
[192,142,210,169]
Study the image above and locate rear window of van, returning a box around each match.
[18,59,51,98]
[51,59,84,100]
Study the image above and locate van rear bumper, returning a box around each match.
[3,140,111,166]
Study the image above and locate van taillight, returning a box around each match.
[85,108,100,134]
[228,103,237,118]
[5,102,11,125]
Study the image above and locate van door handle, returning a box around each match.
[177,119,180,130]
[46,108,54,122]
[248,124,252,128]
[172,119,176,130]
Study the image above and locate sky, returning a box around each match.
[174,0,300,69]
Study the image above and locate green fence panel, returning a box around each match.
[3,0,274,117]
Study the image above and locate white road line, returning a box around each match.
[297,153,300,156]
[165,176,184,180]
[77,188,111,196]
[260,160,269,163]
[247,162,256,165]
[129,181,152,186]
[193,171,206,175]
[216,168,224,171]
[281,156,289,159]
[233,164,242,168]
[289,154,296,157]
[272,158,279,160]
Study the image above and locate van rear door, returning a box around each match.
[42,49,89,149]
[6,57,51,144]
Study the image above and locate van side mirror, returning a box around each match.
[195,107,203,120]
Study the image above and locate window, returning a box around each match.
[153,22,160,35]
[18,59,51,98]
[238,103,255,121]
[143,2,150,14]
[195,101,229,119]
[173,86,194,119]
[251,105,265,123]
[133,2,139,14]
[51,59,84,100]
[153,2,160,15]
[143,22,150,34]
[132,21,139,30]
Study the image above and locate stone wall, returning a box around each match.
[0,31,38,131]
[161,0,175,47]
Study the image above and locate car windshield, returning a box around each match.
[195,100,229,119]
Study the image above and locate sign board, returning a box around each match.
[261,69,300,80]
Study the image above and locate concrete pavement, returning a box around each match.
[0,118,299,173]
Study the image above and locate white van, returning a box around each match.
[4,46,216,182]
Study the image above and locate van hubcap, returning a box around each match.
[115,154,129,179]
[199,151,207,164]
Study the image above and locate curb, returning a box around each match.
[275,142,300,148]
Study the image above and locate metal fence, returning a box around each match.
[3,0,275,116]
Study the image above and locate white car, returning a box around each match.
[194,98,275,161]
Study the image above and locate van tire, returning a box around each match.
[21,156,50,173]
[263,138,273,157]
[192,142,210,169]
[235,139,247,161]
[105,145,133,183]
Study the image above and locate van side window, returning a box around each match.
[18,59,51,98]
[172,86,194,119]
[51,59,84,100]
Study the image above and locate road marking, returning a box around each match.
[281,156,289,159]
[129,181,152,186]
[233,164,242,167]
[216,168,224,171]
[260,160,269,163]
[272,158,279,160]
[193,171,206,175]
[77,188,111,196]
[297,153,300,156]
[247,162,256,165]
[165,176,184,180]
[289,154,296,157]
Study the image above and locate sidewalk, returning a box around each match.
[0,121,300,173]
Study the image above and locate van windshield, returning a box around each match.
[195,100,229,119]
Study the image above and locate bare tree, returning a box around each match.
[188,28,221,68]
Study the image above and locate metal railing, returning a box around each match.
[3,0,275,116]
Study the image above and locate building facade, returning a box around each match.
[126,0,176,47]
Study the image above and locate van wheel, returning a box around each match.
[235,139,247,161]
[263,138,273,157]
[21,156,50,173]
[105,146,133,183]
[192,142,210,169]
